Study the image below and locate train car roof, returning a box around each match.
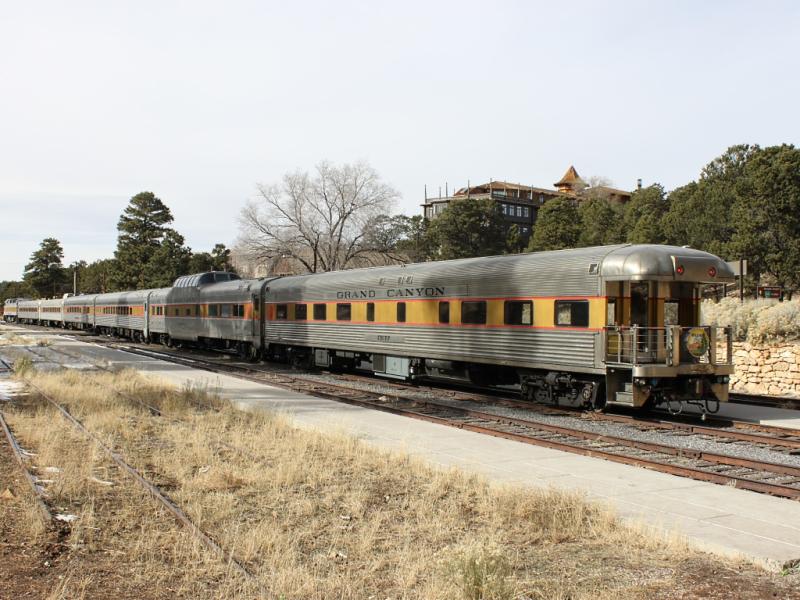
[599,244,734,282]
[265,244,734,293]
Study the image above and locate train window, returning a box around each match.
[504,301,532,325]
[366,302,375,322]
[313,303,326,320]
[336,303,351,321]
[461,301,487,325]
[396,302,406,323]
[221,304,232,318]
[439,301,450,324]
[555,300,589,327]
[208,304,218,317]
[236,305,245,317]
[295,304,307,320]
[185,308,191,317]
[607,300,617,326]
[276,304,288,320]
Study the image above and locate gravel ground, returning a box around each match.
[5,327,800,472]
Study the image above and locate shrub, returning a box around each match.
[702,298,800,343]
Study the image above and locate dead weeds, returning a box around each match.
[2,364,799,599]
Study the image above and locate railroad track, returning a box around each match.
[72,339,800,456]
[8,329,800,499]
[2,350,264,590]
[54,340,800,500]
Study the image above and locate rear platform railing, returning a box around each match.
[605,326,732,367]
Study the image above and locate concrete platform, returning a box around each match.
[683,400,800,431]
[5,330,800,570]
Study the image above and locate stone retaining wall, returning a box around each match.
[730,342,800,396]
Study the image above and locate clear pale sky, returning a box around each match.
[1,1,798,280]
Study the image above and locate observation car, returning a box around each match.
[262,244,735,413]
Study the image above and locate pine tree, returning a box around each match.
[143,229,192,288]
[111,192,179,290]
[428,198,507,259]
[23,238,66,298]
[527,198,581,252]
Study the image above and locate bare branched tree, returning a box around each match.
[238,161,400,274]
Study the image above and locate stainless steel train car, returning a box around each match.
[16,298,42,324]
[262,244,735,413]
[151,272,265,356]
[64,294,97,330]
[2,298,25,323]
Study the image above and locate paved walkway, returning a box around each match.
[8,330,800,570]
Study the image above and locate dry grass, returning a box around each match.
[3,362,798,599]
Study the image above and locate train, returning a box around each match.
[2,244,735,413]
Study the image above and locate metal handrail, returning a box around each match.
[604,326,732,367]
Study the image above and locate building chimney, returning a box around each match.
[637,178,642,190]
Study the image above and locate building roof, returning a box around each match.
[554,165,585,189]
[593,185,631,196]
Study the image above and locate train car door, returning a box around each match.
[144,291,151,340]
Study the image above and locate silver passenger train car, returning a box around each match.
[263,244,735,412]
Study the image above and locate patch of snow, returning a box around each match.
[55,513,78,523]
[0,380,24,401]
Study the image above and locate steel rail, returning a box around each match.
[331,396,800,499]
[0,408,53,525]
[109,341,800,453]
[13,331,800,499]
[104,343,800,499]
[21,376,260,585]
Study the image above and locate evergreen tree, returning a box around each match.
[0,280,34,302]
[394,215,436,263]
[111,192,180,290]
[143,229,192,288]
[729,144,800,290]
[80,259,116,294]
[527,198,581,252]
[505,224,525,254]
[661,145,758,256]
[623,184,668,244]
[427,198,507,259]
[577,198,625,247]
[23,238,66,298]
[210,243,234,272]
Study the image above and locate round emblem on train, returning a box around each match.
[683,327,710,359]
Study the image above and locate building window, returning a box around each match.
[523,206,529,217]
[276,304,288,320]
[295,304,307,320]
[504,301,533,325]
[396,302,406,323]
[516,206,522,217]
[501,203,507,214]
[521,226,529,234]
[555,300,589,327]
[313,303,326,320]
[461,301,487,325]
[539,193,544,204]
[425,207,433,218]
[366,302,375,322]
[336,303,351,321]
[438,301,450,324]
